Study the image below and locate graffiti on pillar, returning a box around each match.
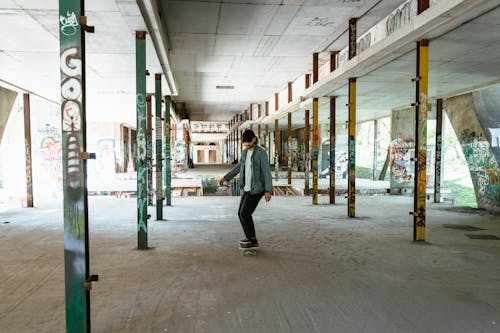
[435,133,442,195]
[458,129,499,210]
[59,3,88,328]
[390,132,414,184]
[348,135,356,217]
[136,92,147,233]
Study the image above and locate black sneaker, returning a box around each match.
[240,242,259,249]
[240,238,251,245]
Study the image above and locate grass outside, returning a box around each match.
[444,180,477,208]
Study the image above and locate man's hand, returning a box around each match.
[264,192,272,202]
[219,177,226,186]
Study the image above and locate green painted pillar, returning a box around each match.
[59,0,92,331]
[155,74,163,219]
[164,96,172,206]
[136,31,148,249]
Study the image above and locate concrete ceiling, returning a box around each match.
[1,0,499,130]
[159,0,403,121]
[0,0,170,125]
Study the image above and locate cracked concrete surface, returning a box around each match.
[1,195,499,332]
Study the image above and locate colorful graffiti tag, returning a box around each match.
[390,132,414,185]
[459,129,499,210]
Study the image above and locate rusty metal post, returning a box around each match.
[274,119,280,181]
[304,109,310,196]
[288,112,292,185]
[155,74,163,218]
[288,82,292,103]
[312,98,319,205]
[373,119,379,180]
[23,93,33,207]
[348,78,356,217]
[349,18,357,60]
[146,95,153,206]
[313,53,319,84]
[258,104,261,139]
[330,52,338,72]
[329,96,336,204]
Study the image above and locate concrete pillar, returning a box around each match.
[0,86,17,145]
[434,99,443,203]
[23,93,33,207]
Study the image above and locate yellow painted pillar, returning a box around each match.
[348,78,356,218]
[413,39,429,241]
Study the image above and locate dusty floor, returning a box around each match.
[1,195,499,333]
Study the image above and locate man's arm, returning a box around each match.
[219,156,242,185]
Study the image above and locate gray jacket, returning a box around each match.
[224,145,273,194]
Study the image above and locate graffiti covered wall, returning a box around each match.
[390,107,415,190]
[444,92,500,212]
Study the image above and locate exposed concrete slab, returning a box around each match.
[1,196,499,332]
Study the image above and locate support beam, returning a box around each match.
[155,74,163,219]
[434,99,443,203]
[329,96,336,204]
[312,98,319,205]
[305,74,311,89]
[348,78,356,217]
[313,53,319,84]
[347,16,357,217]
[136,30,148,249]
[330,52,338,72]
[275,93,279,111]
[258,104,261,139]
[59,0,92,329]
[23,93,33,208]
[304,109,310,196]
[274,119,280,181]
[146,95,153,206]
[164,96,172,206]
[413,39,429,241]
[349,18,357,60]
[373,119,379,180]
[288,82,292,103]
[288,112,292,185]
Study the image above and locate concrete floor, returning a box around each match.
[1,195,499,333]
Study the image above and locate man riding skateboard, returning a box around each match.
[219,129,273,250]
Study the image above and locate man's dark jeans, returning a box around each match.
[238,191,264,242]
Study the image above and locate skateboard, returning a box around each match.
[239,245,258,256]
